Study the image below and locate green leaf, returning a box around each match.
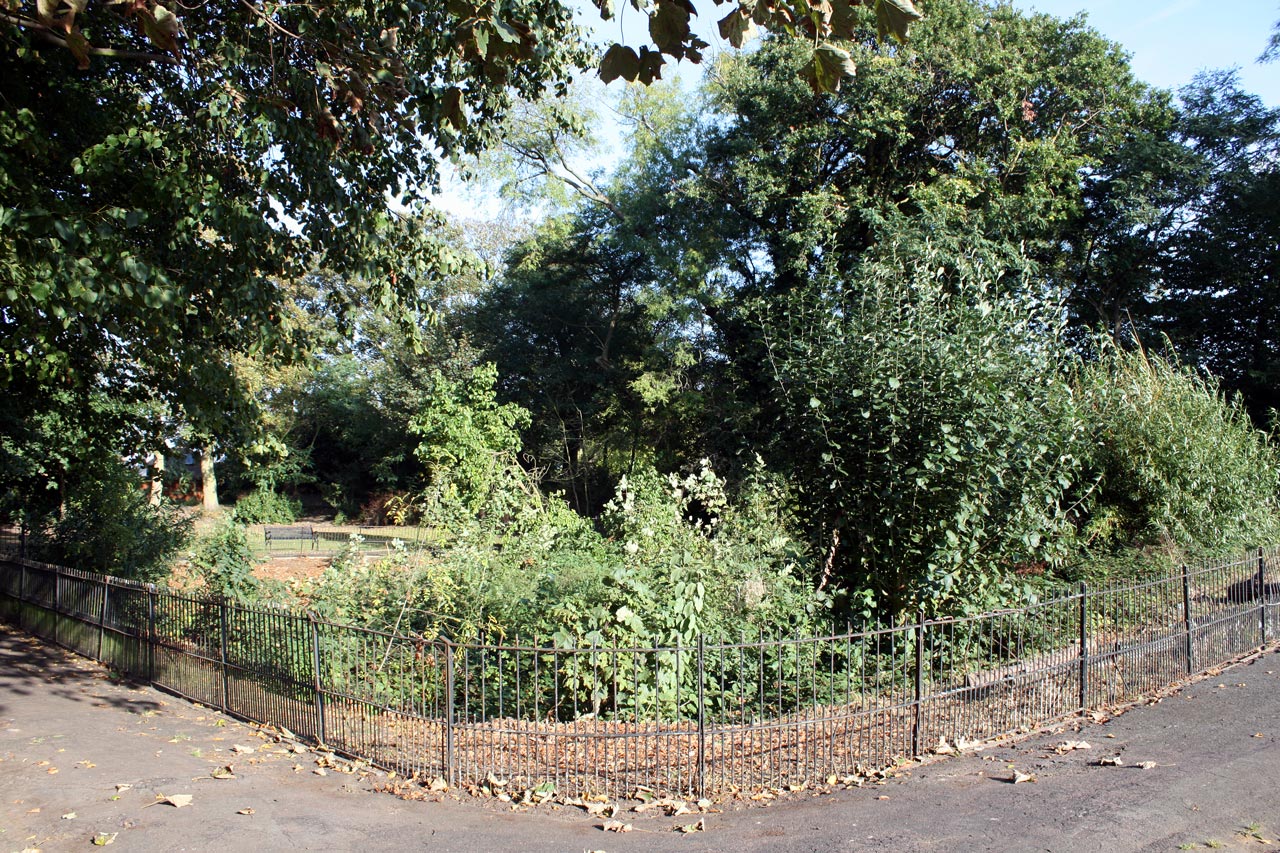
[717,5,758,49]
[803,43,855,94]
[649,0,691,57]
[599,44,640,83]
[872,0,922,44]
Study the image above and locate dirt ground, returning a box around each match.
[3,622,1280,852]
[252,555,332,584]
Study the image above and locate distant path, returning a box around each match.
[3,622,1279,852]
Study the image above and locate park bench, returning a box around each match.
[263,524,316,550]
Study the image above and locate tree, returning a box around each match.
[1,0,587,510]
[1156,76,1280,423]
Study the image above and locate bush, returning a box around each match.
[188,519,260,601]
[304,459,828,646]
[231,486,301,525]
[755,247,1086,615]
[1076,343,1280,558]
[40,458,191,584]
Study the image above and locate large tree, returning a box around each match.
[1,1,587,513]
[1156,76,1280,424]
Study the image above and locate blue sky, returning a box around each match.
[1015,0,1278,105]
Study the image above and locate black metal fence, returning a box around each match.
[0,547,1275,799]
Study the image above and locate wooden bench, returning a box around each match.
[263,525,316,550]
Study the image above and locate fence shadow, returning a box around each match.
[0,622,162,718]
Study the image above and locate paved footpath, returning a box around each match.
[3,622,1280,853]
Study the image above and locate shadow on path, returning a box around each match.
[0,627,162,719]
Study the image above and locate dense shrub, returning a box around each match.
[756,248,1086,616]
[304,460,828,646]
[1076,344,1280,559]
[188,519,260,601]
[231,486,301,525]
[39,459,191,584]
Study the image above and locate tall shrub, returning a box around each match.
[1078,344,1280,556]
[756,247,1086,615]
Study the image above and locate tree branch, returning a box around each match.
[3,15,181,65]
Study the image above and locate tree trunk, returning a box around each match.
[200,447,220,510]
[149,451,165,506]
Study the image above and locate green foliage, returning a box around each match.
[756,247,1086,615]
[39,458,190,584]
[1077,344,1280,556]
[231,487,301,525]
[0,0,588,526]
[307,459,826,646]
[409,362,533,517]
[592,0,920,91]
[188,519,260,601]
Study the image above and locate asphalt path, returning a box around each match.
[2,623,1279,852]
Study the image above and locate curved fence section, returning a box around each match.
[0,548,1275,799]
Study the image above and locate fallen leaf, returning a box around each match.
[1136,761,1160,770]
[92,832,118,846]
[211,765,236,780]
[1054,740,1092,754]
[676,818,706,833]
[236,807,255,816]
[61,812,77,820]
[602,819,633,832]
[876,795,890,800]
[231,745,255,755]
[1011,771,1036,784]
[1096,757,1124,767]
[114,784,133,793]
[935,736,955,755]
[428,777,448,792]
[313,768,327,776]
[157,794,193,808]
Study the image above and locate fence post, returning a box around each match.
[696,634,707,798]
[308,612,327,746]
[97,577,110,662]
[444,639,455,788]
[147,584,157,683]
[912,608,925,757]
[1257,547,1267,644]
[19,560,27,603]
[219,598,230,714]
[1077,582,1088,712]
[1182,564,1194,675]
[53,569,62,647]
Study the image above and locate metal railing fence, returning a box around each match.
[0,546,1275,799]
